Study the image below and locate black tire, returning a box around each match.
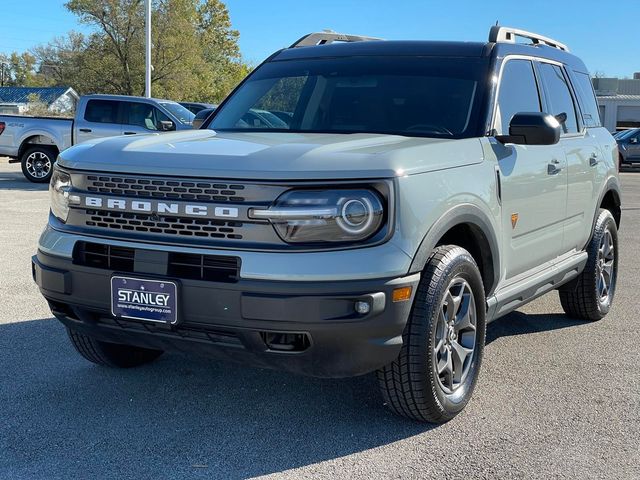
[20,146,56,183]
[67,328,163,368]
[559,209,618,321]
[378,245,486,423]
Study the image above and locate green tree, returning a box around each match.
[0,52,47,86]
[43,0,249,101]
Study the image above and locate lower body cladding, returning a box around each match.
[32,246,419,378]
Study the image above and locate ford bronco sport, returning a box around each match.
[33,27,621,423]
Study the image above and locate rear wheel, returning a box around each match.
[20,146,56,183]
[67,328,164,368]
[378,245,486,423]
[559,209,618,321]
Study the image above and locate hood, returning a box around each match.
[58,129,484,180]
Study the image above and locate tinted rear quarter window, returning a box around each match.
[538,63,579,134]
[84,100,119,124]
[571,71,601,128]
[495,59,541,135]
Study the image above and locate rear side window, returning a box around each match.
[538,63,579,134]
[495,59,541,135]
[572,71,601,128]
[84,100,119,124]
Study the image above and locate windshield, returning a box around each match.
[159,102,195,125]
[209,56,490,138]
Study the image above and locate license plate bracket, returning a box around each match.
[111,276,178,324]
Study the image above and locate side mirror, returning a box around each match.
[159,120,175,131]
[496,112,561,146]
[630,137,638,144]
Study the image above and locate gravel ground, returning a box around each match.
[0,159,638,479]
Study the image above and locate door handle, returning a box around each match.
[548,159,562,175]
[589,152,599,167]
[123,131,137,135]
[79,128,92,133]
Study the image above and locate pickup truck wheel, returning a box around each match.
[378,245,486,423]
[559,209,618,321]
[67,328,164,368]
[21,146,55,183]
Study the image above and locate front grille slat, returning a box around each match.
[85,175,245,203]
[73,241,240,283]
[84,210,244,240]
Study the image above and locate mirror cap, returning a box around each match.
[497,112,561,146]
[159,120,175,131]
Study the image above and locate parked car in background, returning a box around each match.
[192,107,215,129]
[616,127,640,167]
[0,94,195,182]
[180,102,217,114]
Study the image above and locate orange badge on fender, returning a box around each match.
[511,213,519,229]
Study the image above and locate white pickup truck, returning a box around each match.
[0,94,195,182]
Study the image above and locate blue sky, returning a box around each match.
[1,0,638,78]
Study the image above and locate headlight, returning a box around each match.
[250,189,385,244]
[49,168,72,222]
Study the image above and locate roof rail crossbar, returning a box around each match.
[290,30,383,48]
[488,26,569,52]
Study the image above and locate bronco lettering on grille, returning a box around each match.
[82,196,239,219]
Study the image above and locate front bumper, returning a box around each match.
[33,244,419,378]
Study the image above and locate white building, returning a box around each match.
[593,74,640,133]
[0,86,79,115]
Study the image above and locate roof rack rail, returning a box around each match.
[290,30,383,48]
[488,26,569,52]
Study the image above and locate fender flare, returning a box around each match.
[408,203,501,295]
[18,129,64,159]
[590,176,622,237]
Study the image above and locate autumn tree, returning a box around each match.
[31,0,247,102]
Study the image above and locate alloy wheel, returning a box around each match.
[25,151,52,179]
[597,229,615,304]
[433,277,477,394]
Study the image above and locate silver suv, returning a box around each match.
[32,27,621,423]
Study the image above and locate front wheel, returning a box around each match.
[378,245,486,423]
[67,329,164,368]
[559,209,618,321]
[20,146,56,183]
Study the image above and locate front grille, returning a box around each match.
[84,209,244,240]
[74,242,135,271]
[167,252,240,282]
[86,175,246,202]
[73,241,240,283]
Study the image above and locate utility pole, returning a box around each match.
[0,62,6,87]
[145,0,152,98]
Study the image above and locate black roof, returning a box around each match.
[272,39,588,73]
[274,40,492,60]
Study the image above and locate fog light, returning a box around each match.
[354,301,371,315]
[392,286,412,302]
